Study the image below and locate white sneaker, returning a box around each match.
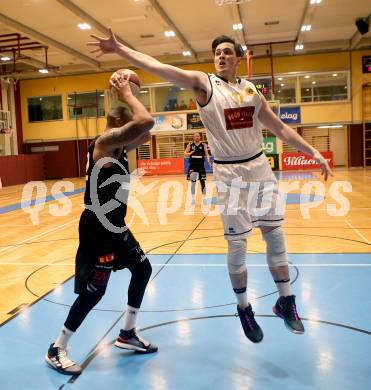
[45,343,82,375]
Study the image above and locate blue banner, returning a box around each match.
[280,106,301,124]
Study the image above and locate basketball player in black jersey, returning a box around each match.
[45,74,156,375]
[184,132,211,202]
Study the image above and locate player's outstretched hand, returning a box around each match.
[313,151,333,181]
[87,28,118,57]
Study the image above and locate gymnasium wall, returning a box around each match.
[0,154,45,186]
[19,48,371,144]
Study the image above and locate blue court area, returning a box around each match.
[1,253,371,390]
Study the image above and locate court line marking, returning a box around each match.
[1,262,371,267]
[0,218,78,256]
[345,220,371,244]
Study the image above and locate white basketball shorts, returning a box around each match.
[213,153,284,240]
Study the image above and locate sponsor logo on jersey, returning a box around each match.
[224,106,255,130]
[98,253,115,264]
[245,87,256,96]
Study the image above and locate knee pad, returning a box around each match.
[140,258,152,282]
[227,239,247,275]
[262,227,288,268]
[81,287,105,307]
[129,257,152,283]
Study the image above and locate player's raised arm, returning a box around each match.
[95,74,154,150]
[257,94,333,181]
[88,28,209,94]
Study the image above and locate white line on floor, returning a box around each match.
[0,218,78,256]
[345,220,371,244]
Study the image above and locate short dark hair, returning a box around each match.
[211,35,244,58]
[106,106,132,127]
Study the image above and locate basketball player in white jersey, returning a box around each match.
[89,31,332,343]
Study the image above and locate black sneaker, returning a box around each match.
[45,343,82,375]
[273,295,305,334]
[114,328,158,354]
[237,304,264,343]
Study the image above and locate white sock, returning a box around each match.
[275,278,292,297]
[54,326,74,349]
[122,305,139,331]
[233,287,249,309]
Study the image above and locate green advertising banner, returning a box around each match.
[263,137,277,154]
[265,154,279,171]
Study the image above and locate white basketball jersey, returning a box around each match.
[197,74,263,160]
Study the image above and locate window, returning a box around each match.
[67,91,105,119]
[300,72,348,103]
[138,88,151,112]
[154,85,195,112]
[274,76,296,104]
[27,95,63,122]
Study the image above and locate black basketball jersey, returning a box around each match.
[189,142,205,166]
[84,138,129,227]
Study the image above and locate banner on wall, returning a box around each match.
[265,154,279,171]
[263,137,277,154]
[138,158,184,175]
[187,113,204,129]
[281,151,333,171]
[280,106,301,124]
[152,113,187,132]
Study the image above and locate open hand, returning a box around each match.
[313,151,333,181]
[87,28,118,57]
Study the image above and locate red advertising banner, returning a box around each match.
[138,158,184,175]
[281,151,334,171]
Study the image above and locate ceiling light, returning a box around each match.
[164,30,175,37]
[1,56,11,61]
[280,83,285,87]
[332,73,338,77]
[301,25,312,31]
[38,68,49,74]
[242,45,247,51]
[312,81,316,84]
[233,23,243,30]
[39,98,43,101]
[182,50,191,56]
[295,44,304,50]
[310,0,322,4]
[304,75,310,79]
[278,77,283,81]
[77,23,91,30]
[100,94,105,97]
[306,89,310,91]
[140,90,149,94]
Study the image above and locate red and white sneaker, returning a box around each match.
[114,328,158,354]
